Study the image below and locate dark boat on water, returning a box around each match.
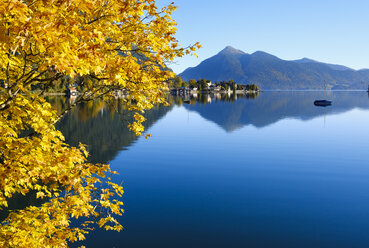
[314,100,332,106]
[314,80,332,107]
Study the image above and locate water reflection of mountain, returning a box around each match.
[52,99,173,164]
[184,91,369,132]
[50,91,369,161]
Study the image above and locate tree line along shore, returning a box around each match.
[4,75,260,97]
[168,77,260,94]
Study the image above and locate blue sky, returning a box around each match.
[157,0,369,74]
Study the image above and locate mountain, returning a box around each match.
[292,57,353,71]
[180,46,369,90]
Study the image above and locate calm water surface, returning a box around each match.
[66,91,369,248]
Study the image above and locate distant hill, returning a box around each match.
[179,46,369,90]
[292,58,354,71]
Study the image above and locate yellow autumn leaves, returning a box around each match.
[0,94,124,247]
[0,0,199,247]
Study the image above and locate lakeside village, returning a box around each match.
[64,77,260,97]
[7,75,260,101]
[168,77,260,96]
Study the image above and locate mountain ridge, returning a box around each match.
[179,46,369,90]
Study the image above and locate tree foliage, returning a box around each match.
[244,84,260,91]
[0,0,199,247]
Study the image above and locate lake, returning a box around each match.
[63,91,369,248]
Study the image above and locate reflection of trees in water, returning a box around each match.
[51,98,173,164]
[44,96,68,115]
[245,92,259,99]
[169,92,259,106]
[0,98,171,234]
[49,92,259,164]
[50,91,369,164]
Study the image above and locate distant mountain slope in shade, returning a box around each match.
[292,58,354,71]
[179,46,369,90]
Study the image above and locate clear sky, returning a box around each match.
[156,0,369,74]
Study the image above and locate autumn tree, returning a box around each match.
[0,0,199,247]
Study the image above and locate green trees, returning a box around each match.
[197,79,210,91]
[169,78,260,92]
[189,79,197,89]
[168,76,189,88]
[245,84,260,91]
